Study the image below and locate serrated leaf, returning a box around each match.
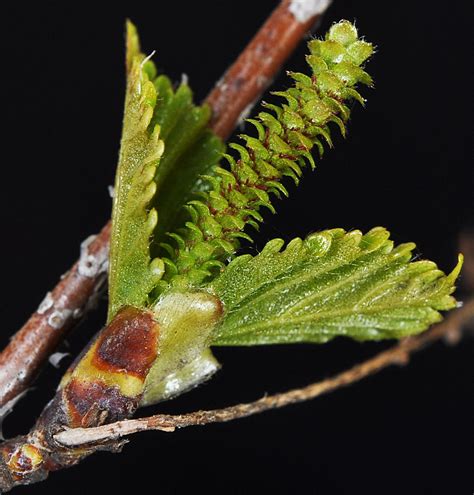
[147,74,225,281]
[210,228,462,345]
[109,22,224,315]
[152,124,225,243]
[108,21,165,321]
[147,97,224,295]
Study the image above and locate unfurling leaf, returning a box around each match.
[149,75,224,244]
[108,22,164,320]
[108,21,223,318]
[210,228,462,345]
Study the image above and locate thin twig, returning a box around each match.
[55,297,474,447]
[206,0,331,138]
[0,224,111,406]
[0,0,331,408]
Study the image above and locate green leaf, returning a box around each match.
[108,22,224,316]
[108,21,165,321]
[149,77,224,244]
[145,74,225,290]
[210,228,462,345]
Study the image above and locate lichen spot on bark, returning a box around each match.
[6,444,43,475]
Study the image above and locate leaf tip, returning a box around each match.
[125,19,140,73]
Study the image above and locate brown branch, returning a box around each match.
[206,0,331,138]
[55,297,474,447]
[0,224,111,406]
[0,0,331,408]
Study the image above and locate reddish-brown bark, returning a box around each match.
[207,0,324,139]
[0,222,111,406]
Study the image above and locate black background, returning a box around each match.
[1,1,473,494]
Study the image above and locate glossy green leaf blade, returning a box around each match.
[210,228,462,345]
[108,22,165,320]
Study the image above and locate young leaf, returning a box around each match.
[210,228,463,345]
[160,20,375,291]
[149,76,224,245]
[108,22,223,317]
[108,22,165,320]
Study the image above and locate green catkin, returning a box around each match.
[159,21,375,291]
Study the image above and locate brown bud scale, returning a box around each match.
[0,306,159,491]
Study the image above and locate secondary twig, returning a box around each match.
[0,0,331,408]
[55,297,474,447]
